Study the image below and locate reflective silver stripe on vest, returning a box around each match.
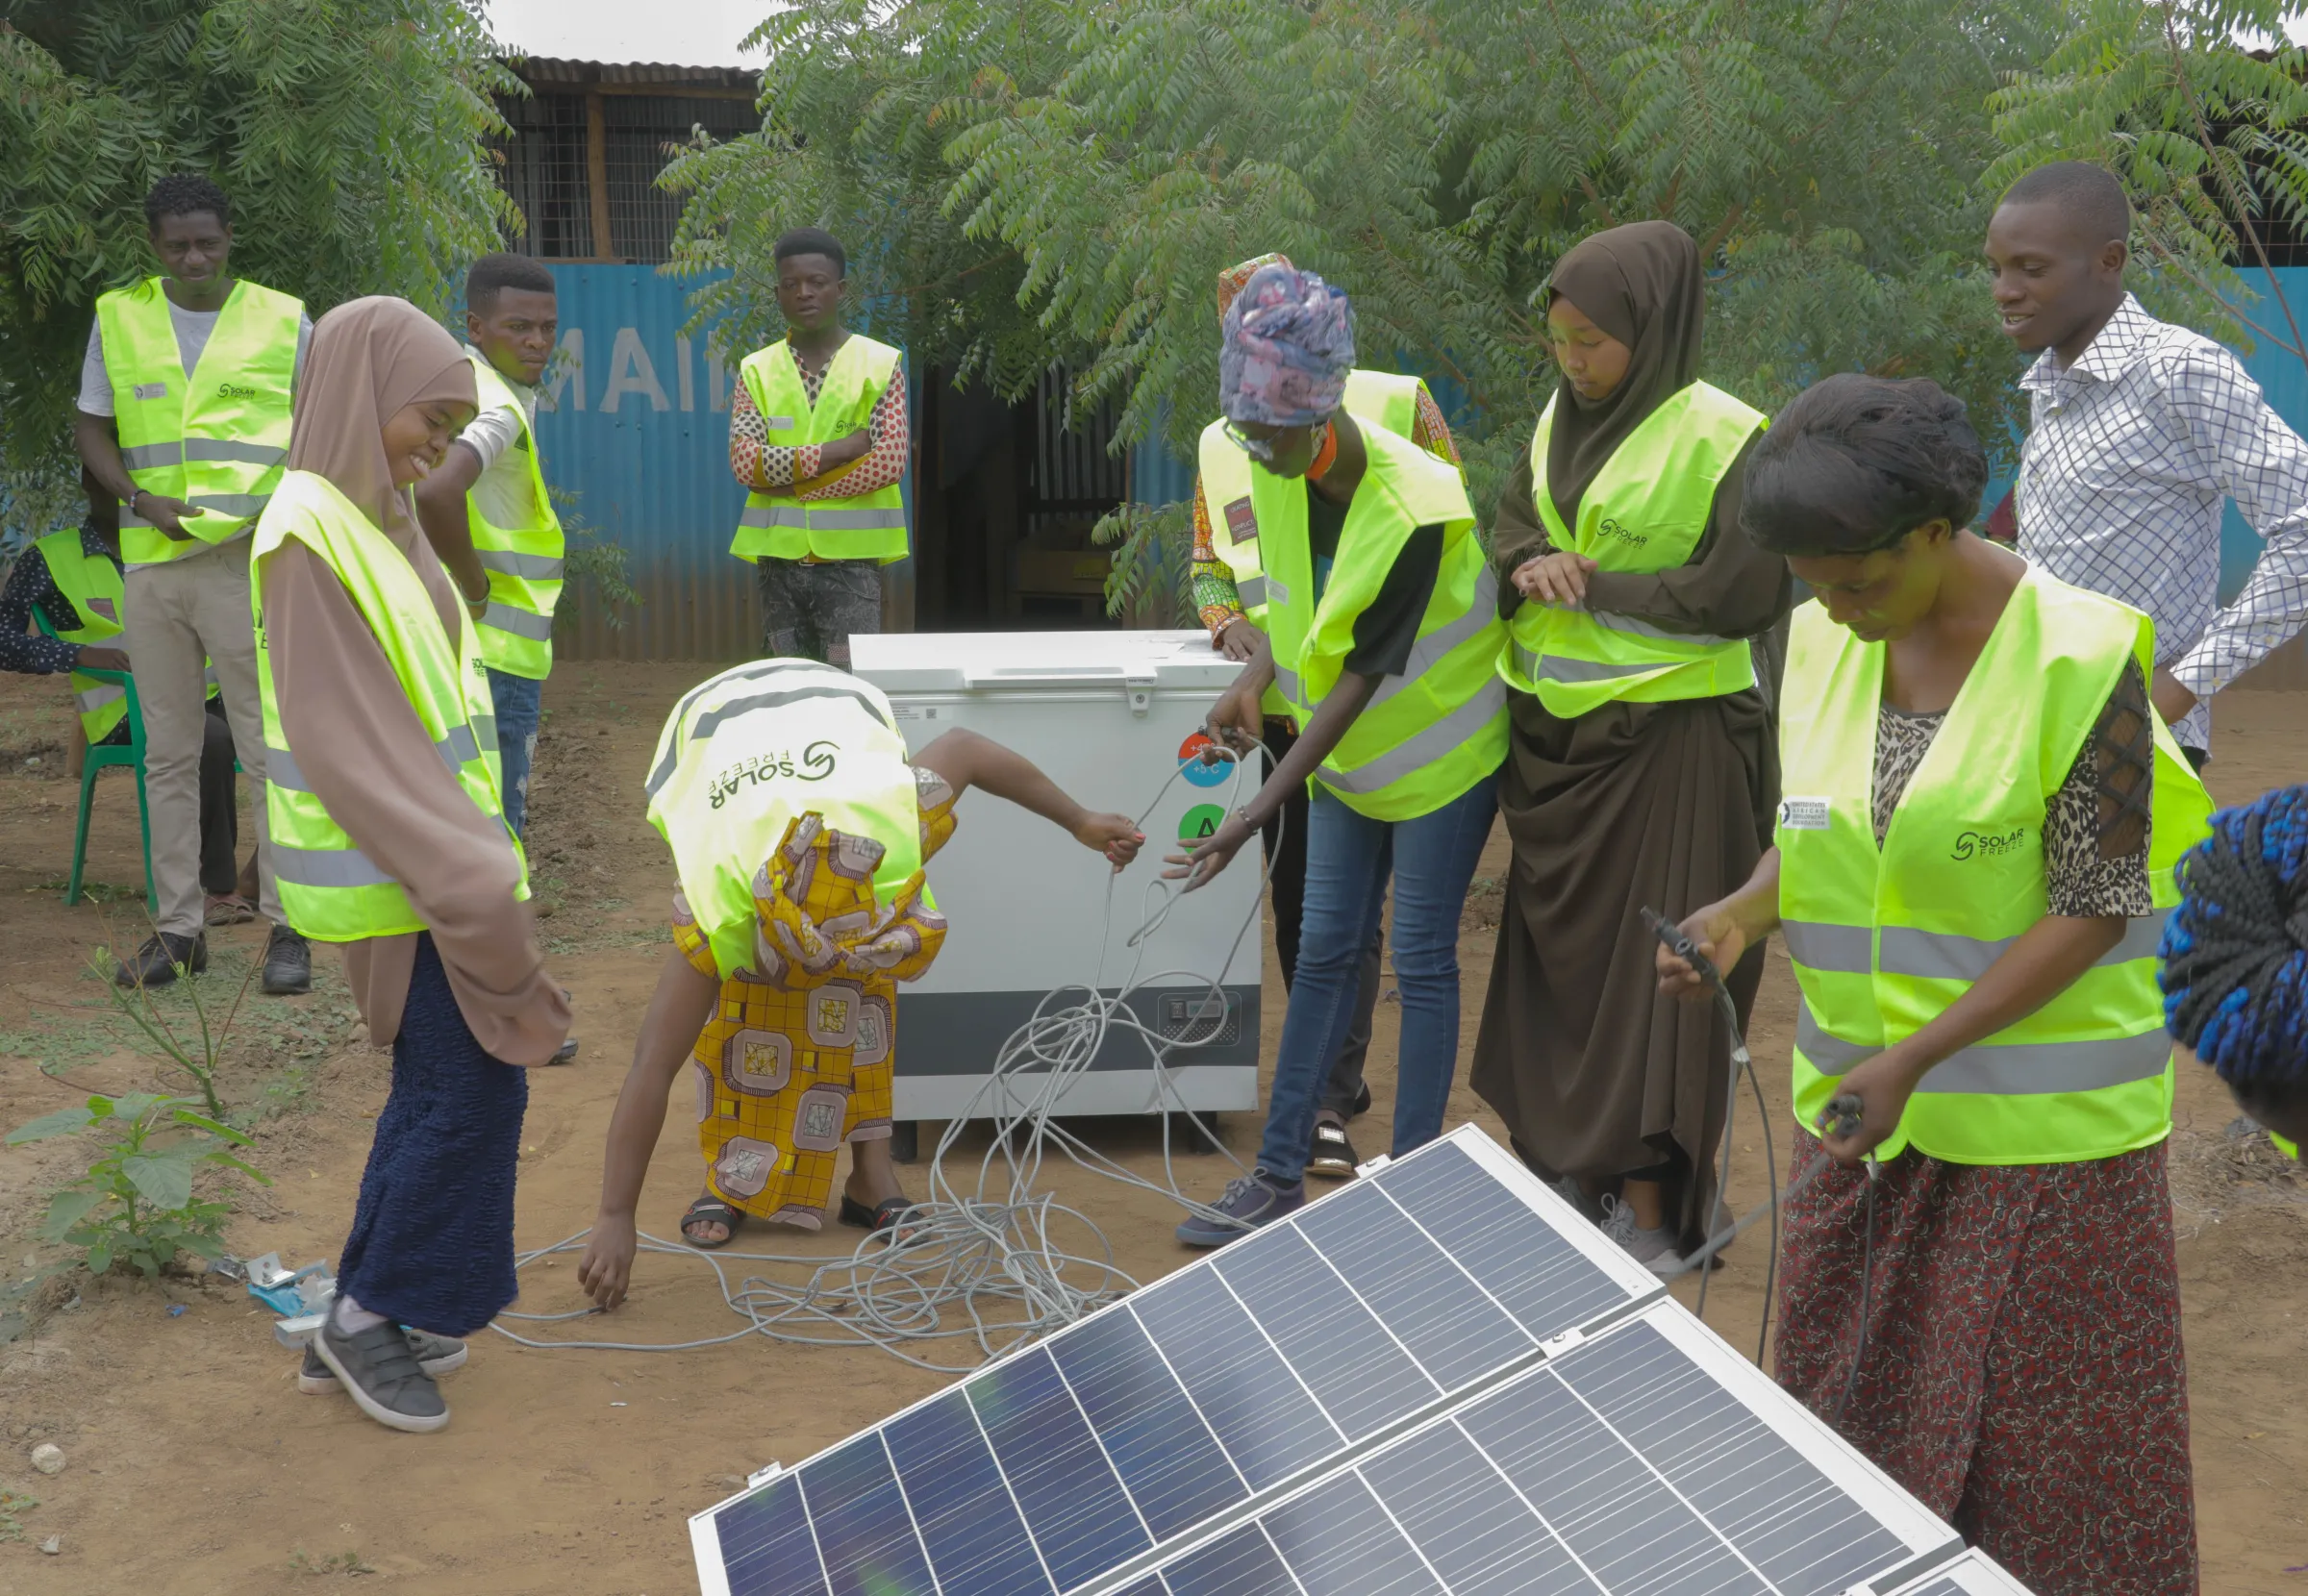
[1781,919,1873,974]
[269,841,397,889]
[1797,1000,2175,1094]
[471,714,498,754]
[807,508,907,531]
[1265,576,1292,607]
[763,416,795,429]
[1372,567,1499,710]
[740,506,811,529]
[1271,662,1303,706]
[1513,644,1659,685]
[1588,610,1735,647]
[1879,912,2170,981]
[120,442,183,471]
[642,676,895,798]
[185,439,288,467]
[481,602,555,641]
[266,745,311,792]
[1236,575,1268,608]
[186,492,272,518]
[1790,913,2172,983]
[438,724,483,771]
[1318,679,1506,795]
[75,685,125,715]
[477,550,566,582]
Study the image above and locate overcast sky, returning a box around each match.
[483,0,770,67]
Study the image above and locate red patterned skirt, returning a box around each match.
[1775,1131,2195,1596]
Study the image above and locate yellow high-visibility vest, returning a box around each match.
[1777,572,2214,1164]
[464,351,564,679]
[1500,382,1765,716]
[251,471,525,941]
[730,336,908,564]
[643,660,924,981]
[96,277,302,565]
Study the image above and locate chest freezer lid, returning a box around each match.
[850,630,1242,693]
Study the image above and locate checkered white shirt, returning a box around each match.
[2016,293,2308,750]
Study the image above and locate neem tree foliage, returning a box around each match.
[665,0,2070,539]
[0,0,516,510]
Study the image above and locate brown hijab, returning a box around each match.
[287,296,475,550]
[1543,221,1704,529]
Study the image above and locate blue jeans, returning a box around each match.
[488,668,543,838]
[1256,771,1500,1184]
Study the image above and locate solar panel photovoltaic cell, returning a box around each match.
[692,1129,1998,1596]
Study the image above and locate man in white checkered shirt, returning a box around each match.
[1987,161,2308,762]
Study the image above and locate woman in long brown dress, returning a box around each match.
[1469,222,1789,1270]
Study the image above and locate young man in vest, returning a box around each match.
[726,228,911,668]
[0,470,253,917]
[1192,251,1468,1179]
[413,252,564,840]
[73,173,313,993]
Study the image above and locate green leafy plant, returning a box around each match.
[1091,499,1193,623]
[288,1548,377,1577]
[98,945,261,1121]
[0,0,517,480]
[0,1489,38,1543]
[8,1092,269,1277]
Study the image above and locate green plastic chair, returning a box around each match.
[33,610,157,911]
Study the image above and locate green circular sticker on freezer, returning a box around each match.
[1179,804,1226,842]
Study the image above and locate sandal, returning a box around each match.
[1307,1116,1361,1181]
[204,893,256,927]
[838,1194,917,1234]
[680,1194,743,1249]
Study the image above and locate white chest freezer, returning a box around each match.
[849,630,1264,1124]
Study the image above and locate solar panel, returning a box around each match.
[1881,1549,2038,1596]
[692,1127,1995,1596]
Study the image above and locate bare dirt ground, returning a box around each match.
[0,662,2304,1593]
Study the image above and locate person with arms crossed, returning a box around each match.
[727,228,910,668]
[1194,250,1467,1178]
[1989,160,2308,765]
[1168,263,1505,1247]
[74,173,313,992]
[574,661,1141,1288]
[2,469,255,920]
[1660,374,2212,1595]
[254,297,569,1433]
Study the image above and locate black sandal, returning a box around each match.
[1308,1118,1361,1181]
[680,1195,743,1249]
[839,1194,916,1234]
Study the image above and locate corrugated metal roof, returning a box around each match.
[505,56,758,92]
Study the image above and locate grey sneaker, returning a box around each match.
[312,1317,449,1434]
[1597,1194,1685,1275]
[1176,1172,1305,1248]
[299,1327,467,1394]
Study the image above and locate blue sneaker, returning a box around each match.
[1176,1171,1306,1248]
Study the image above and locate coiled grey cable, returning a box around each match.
[490,739,1280,1369]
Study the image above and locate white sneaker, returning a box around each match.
[1597,1194,1685,1274]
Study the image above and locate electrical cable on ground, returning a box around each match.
[490,740,1282,1370]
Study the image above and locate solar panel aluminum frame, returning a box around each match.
[1879,1549,2038,1596]
[1080,1299,1966,1596]
[687,1126,1666,1596]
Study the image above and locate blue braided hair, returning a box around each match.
[2161,785,2308,1122]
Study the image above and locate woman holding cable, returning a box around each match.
[1659,373,2210,1595]
[1167,262,1505,1247]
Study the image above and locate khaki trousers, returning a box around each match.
[121,539,280,937]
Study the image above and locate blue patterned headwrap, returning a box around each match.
[1218,263,1357,427]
